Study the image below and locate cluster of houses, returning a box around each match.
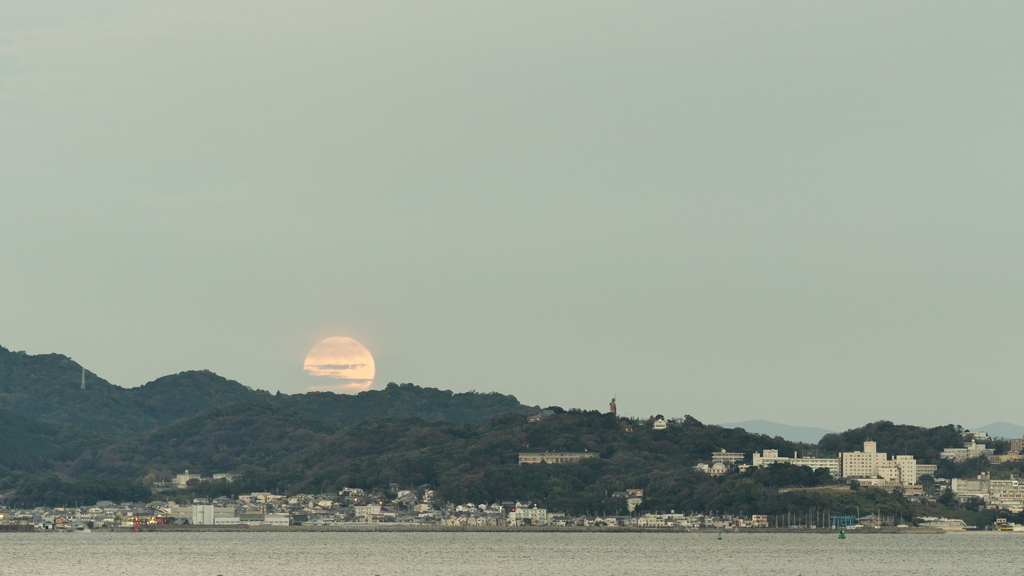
[0,487,656,530]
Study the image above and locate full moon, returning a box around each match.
[303,336,376,393]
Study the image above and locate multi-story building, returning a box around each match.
[751,449,840,478]
[1010,438,1024,455]
[518,452,599,465]
[711,449,745,466]
[508,507,548,526]
[799,457,841,478]
[940,440,994,463]
[840,441,889,479]
[840,442,920,486]
[752,449,790,467]
[951,473,1024,511]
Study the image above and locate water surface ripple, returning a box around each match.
[2,531,1019,575]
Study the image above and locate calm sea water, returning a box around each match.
[1,531,1021,575]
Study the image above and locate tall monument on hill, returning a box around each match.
[609,397,616,416]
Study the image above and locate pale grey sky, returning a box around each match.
[2,2,1022,431]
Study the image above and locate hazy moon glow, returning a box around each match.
[303,336,375,393]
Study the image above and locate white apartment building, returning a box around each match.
[800,457,841,478]
[711,449,745,465]
[508,507,548,526]
[518,452,600,465]
[752,449,790,467]
[878,455,918,486]
[354,504,382,519]
[751,449,840,478]
[951,473,1024,511]
[840,441,921,487]
[840,441,889,478]
[941,440,995,463]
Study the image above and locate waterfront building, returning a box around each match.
[508,507,548,526]
[917,516,967,531]
[192,504,215,525]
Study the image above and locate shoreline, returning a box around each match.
[28,525,954,534]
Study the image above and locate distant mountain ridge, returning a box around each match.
[970,422,1024,439]
[719,420,835,444]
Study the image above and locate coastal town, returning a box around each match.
[4,425,1023,533]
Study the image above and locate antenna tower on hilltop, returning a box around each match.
[81,367,85,390]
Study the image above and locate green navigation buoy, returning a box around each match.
[838,530,846,539]
[717,531,723,540]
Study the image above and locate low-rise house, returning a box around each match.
[636,514,670,527]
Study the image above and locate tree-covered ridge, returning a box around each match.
[77,403,339,480]
[277,382,536,426]
[0,408,108,472]
[129,370,273,424]
[818,421,966,463]
[165,410,814,512]
[0,345,537,436]
[9,403,820,515]
[0,347,154,435]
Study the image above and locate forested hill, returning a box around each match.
[36,406,815,514]
[817,421,967,463]
[0,345,536,436]
[0,346,153,434]
[276,383,533,426]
